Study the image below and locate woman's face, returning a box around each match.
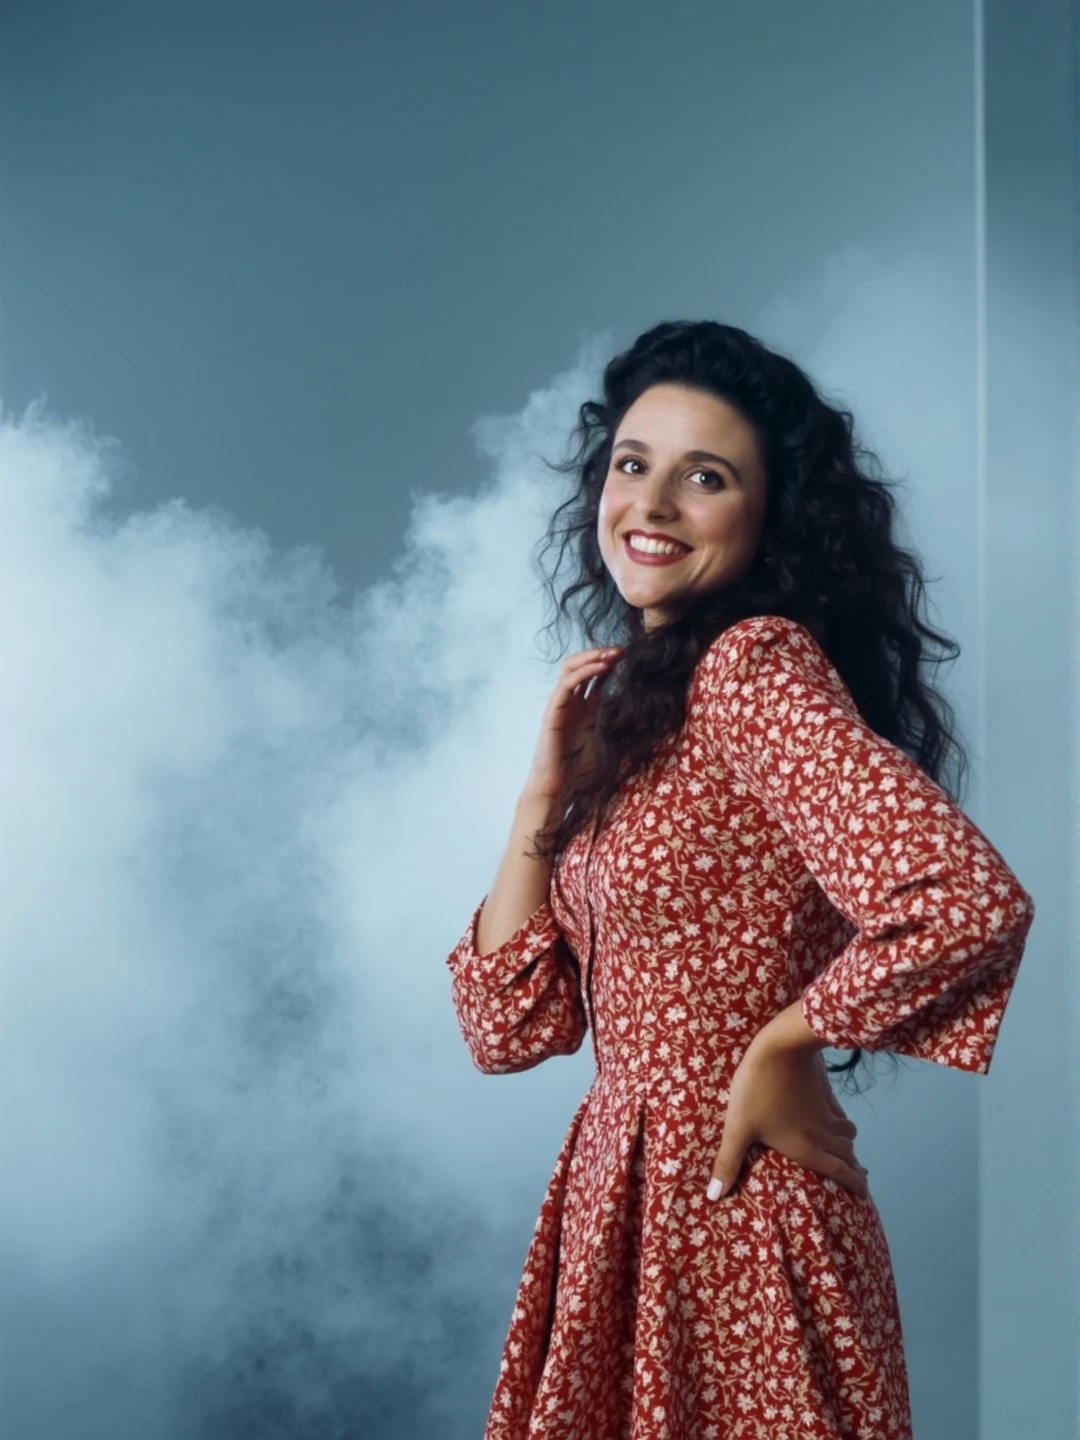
[597,383,769,630]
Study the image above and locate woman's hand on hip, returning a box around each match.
[706,1036,869,1202]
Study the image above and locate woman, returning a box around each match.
[444,320,1035,1439]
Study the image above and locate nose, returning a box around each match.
[637,464,679,516]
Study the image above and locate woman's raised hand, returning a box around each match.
[522,646,624,802]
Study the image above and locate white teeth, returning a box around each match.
[627,535,688,556]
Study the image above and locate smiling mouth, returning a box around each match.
[622,533,691,564]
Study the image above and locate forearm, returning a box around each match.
[751,996,828,1055]
[475,790,557,956]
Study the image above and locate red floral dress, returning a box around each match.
[445,614,1035,1440]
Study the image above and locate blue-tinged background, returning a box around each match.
[0,2,1073,1437]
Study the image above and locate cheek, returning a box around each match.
[700,506,750,547]
[596,488,619,536]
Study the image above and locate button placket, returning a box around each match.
[582,821,602,1076]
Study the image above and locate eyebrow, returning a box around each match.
[611,438,743,485]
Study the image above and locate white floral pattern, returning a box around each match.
[446,614,1035,1439]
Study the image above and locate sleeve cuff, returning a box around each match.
[446,895,565,987]
[798,945,1022,1076]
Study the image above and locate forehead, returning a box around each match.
[616,384,751,439]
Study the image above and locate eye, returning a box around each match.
[689,467,724,489]
[613,457,724,489]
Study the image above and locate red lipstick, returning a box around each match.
[622,532,691,566]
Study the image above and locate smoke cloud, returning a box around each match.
[0,337,611,1438]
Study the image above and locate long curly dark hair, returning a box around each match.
[528,319,971,1093]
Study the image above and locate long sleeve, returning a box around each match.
[445,895,589,1074]
[695,614,1036,1075]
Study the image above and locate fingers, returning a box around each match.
[821,1134,869,1193]
[706,1128,751,1203]
[792,1129,867,1195]
[826,1150,869,1197]
[724,1136,868,1200]
[835,1152,869,1198]
[563,647,623,675]
[560,647,623,700]
[791,1110,867,1196]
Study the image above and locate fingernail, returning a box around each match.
[706,1178,724,1201]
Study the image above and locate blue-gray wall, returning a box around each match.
[979,3,1076,1437]
[0,2,1072,1437]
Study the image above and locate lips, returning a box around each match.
[622,533,691,566]
[624,530,690,550]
